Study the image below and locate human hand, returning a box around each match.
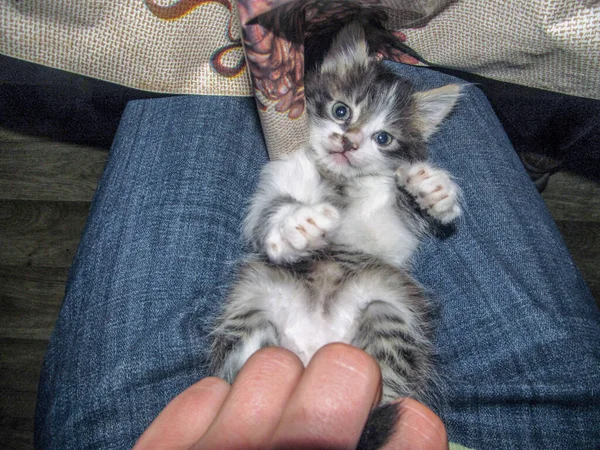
[134,343,448,449]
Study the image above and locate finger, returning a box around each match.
[133,377,230,450]
[195,347,304,449]
[270,343,382,449]
[381,398,448,450]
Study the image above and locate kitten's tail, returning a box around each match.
[359,397,448,450]
[357,402,400,450]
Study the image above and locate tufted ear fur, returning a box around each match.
[412,84,461,140]
[320,22,369,74]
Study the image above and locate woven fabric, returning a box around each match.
[403,0,600,100]
[0,0,252,96]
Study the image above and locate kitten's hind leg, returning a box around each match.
[209,260,303,382]
[351,299,433,404]
[209,307,279,383]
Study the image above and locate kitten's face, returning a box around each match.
[307,68,421,178]
[305,23,460,179]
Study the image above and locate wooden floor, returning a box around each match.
[0,128,107,449]
[0,127,598,448]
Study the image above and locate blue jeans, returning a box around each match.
[35,63,600,449]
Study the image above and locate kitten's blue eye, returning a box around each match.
[332,102,351,120]
[374,132,393,146]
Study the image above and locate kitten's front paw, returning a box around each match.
[266,203,340,263]
[396,163,461,223]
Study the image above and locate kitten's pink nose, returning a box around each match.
[342,130,363,151]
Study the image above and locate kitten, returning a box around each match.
[209,22,461,442]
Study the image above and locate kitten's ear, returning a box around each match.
[413,84,461,140]
[321,22,369,74]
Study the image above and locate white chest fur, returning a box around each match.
[332,175,419,268]
[240,150,423,364]
[246,149,421,268]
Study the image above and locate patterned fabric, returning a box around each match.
[1,0,598,160]
[0,1,251,95]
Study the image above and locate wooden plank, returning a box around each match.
[0,266,67,340]
[0,339,46,448]
[0,128,33,143]
[543,172,600,222]
[0,417,34,450]
[0,200,90,268]
[0,393,36,450]
[0,339,47,393]
[0,129,107,202]
[555,220,600,303]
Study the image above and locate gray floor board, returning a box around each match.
[542,172,600,222]
[543,171,600,301]
[554,220,600,301]
[0,339,47,393]
[0,128,107,202]
[0,200,91,268]
[0,266,68,340]
[0,339,47,449]
[0,391,37,449]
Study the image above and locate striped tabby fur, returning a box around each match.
[209,22,462,446]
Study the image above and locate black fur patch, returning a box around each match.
[357,402,400,450]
